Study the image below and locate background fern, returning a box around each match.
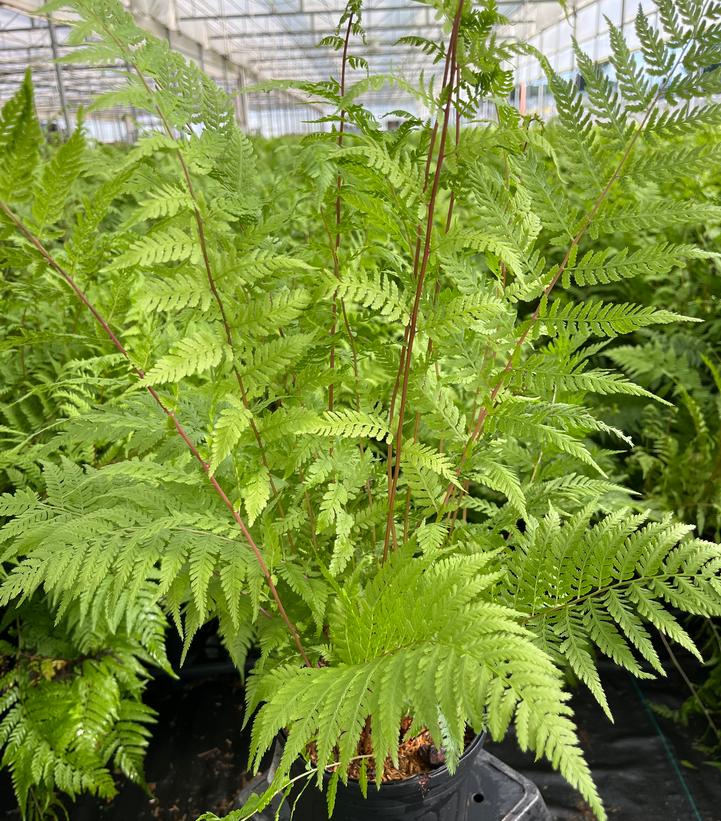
[0,592,167,818]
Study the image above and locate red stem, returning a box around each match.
[329,12,354,413]
[1,200,311,667]
[382,0,465,559]
[123,59,289,528]
[402,60,462,539]
[439,59,683,514]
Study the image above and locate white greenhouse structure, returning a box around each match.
[0,0,661,138]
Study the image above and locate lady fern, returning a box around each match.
[1,0,721,818]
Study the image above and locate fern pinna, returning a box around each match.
[1,0,721,818]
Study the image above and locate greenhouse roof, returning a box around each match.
[0,0,561,136]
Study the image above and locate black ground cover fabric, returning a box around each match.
[486,659,721,820]
[1,640,720,820]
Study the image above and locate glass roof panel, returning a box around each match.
[0,0,557,138]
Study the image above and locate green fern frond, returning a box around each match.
[126,184,194,225]
[210,400,253,474]
[335,270,408,323]
[243,468,272,526]
[403,441,463,489]
[0,595,162,816]
[239,334,315,394]
[236,250,316,285]
[540,299,694,338]
[337,142,422,207]
[135,271,213,314]
[608,21,655,110]
[113,226,201,269]
[507,510,721,715]
[415,521,449,553]
[573,47,629,146]
[312,409,391,442]
[472,456,526,515]
[235,289,311,337]
[144,330,228,384]
[543,67,605,195]
[646,102,721,137]
[0,71,41,201]
[512,358,660,401]
[247,549,604,818]
[31,126,86,232]
[489,398,606,475]
[562,244,698,288]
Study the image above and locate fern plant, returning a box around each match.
[0,588,168,818]
[2,0,721,819]
[555,119,721,759]
[0,78,171,818]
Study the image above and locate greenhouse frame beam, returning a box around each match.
[128,1,325,112]
[210,22,445,39]
[180,0,551,21]
[46,15,69,132]
[253,49,436,61]
[233,39,444,52]
[0,23,69,31]
[237,44,438,56]
[0,0,322,116]
[221,20,528,42]
[181,5,435,21]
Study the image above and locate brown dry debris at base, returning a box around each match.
[311,718,471,783]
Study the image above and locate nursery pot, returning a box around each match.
[288,733,501,820]
[239,733,550,820]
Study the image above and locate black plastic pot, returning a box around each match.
[290,732,486,819]
[233,733,551,820]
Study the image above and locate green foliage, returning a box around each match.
[143,329,228,384]
[248,547,599,813]
[31,126,86,234]
[0,72,42,202]
[2,0,721,818]
[539,299,693,339]
[333,269,408,323]
[0,594,166,819]
[113,226,202,269]
[312,409,391,442]
[504,508,720,712]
